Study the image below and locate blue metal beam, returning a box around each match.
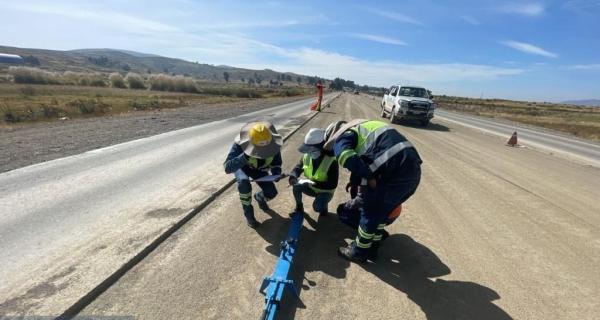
[259,212,304,320]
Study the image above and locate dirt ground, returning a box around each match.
[0,95,309,172]
[81,93,600,319]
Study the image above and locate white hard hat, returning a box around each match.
[298,128,325,153]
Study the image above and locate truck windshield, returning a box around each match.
[399,87,428,98]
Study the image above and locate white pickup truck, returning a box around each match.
[380,85,435,126]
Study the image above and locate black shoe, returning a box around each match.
[338,245,367,263]
[367,242,380,261]
[381,229,390,241]
[246,218,260,229]
[254,194,270,211]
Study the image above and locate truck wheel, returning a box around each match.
[420,119,430,127]
[390,108,397,124]
[380,104,386,118]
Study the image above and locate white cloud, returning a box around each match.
[241,48,524,87]
[366,8,425,26]
[4,2,180,35]
[501,41,558,58]
[570,64,600,70]
[0,1,525,89]
[459,15,481,25]
[498,2,545,16]
[351,33,408,46]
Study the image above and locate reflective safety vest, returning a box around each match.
[302,154,336,193]
[247,156,274,169]
[341,120,414,173]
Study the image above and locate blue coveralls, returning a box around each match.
[223,143,282,221]
[333,121,422,257]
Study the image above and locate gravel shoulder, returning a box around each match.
[0,95,310,172]
[82,94,600,319]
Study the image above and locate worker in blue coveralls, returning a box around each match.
[289,128,339,216]
[224,121,283,229]
[323,119,422,262]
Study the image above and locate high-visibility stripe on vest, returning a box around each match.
[342,120,414,172]
[247,156,274,169]
[302,154,335,193]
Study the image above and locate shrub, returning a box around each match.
[67,98,109,114]
[63,71,106,86]
[88,73,107,87]
[130,97,160,110]
[148,74,199,93]
[125,73,146,89]
[20,86,36,96]
[109,73,126,88]
[8,66,61,84]
[41,105,61,118]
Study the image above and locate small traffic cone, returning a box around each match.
[507,131,518,147]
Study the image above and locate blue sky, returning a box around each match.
[1,0,599,101]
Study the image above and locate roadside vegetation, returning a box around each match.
[0,67,312,124]
[436,96,600,142]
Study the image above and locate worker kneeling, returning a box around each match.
[224,121,283,229]
[289,128,339,215]
[336,187,403,261]
[324,119,422,262]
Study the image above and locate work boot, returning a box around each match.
[243,205,260,229]
[246,217,260,229]
[367,242,381,261]
[254,193,270,211]
[338,244,367,263]
[381,229,390,241]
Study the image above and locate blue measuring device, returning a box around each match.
[259,211,304,320]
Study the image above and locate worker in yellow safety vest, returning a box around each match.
[289,128,339,216]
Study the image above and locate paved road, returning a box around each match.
[80,94,599,319]
[0,94,336,315]
[436,109,600,167]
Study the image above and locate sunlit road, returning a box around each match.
[80,94,599,320]
[0,94,335,314]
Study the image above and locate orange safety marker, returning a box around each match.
[310,80,324,112]
[507,131,518,147]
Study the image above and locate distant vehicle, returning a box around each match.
[0,53,24,64]
[354,90,359,95]
[380,85,435,126]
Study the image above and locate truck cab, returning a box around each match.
[381,85,435,126]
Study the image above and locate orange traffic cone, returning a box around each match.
[507,131,518,147]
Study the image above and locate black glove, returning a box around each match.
[345,182,358,199]
[288,176,298,186]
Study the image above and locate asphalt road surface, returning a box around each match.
[435,109,600,167]
[0,94,336,315]
[77,93,599,319]
[2,93,599,319]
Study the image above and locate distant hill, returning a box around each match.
[0,45,318,84]
[562,99,600,107]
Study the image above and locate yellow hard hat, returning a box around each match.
[248,123,272,147]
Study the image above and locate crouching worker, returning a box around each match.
[336,187,403,260]
[289,128,339,216]
[324,120,422,262]
[224,121,283,229]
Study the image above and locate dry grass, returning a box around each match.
[436,96,600,142]
[0,83,311,124]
